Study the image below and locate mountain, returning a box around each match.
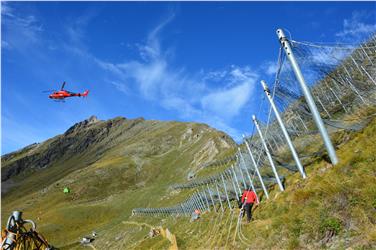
[1,116,236,248]
[2,112,375,249]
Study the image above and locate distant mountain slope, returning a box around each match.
[1,116,236,247]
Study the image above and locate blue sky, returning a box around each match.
[2,1,375,154]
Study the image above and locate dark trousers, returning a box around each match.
[243,203,254,222]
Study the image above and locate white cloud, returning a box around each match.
[336,10,376,42]
[91,14,259,141]
[203,70,229,82]
[117,59,170,99]
[201,72,256,118]
[110,81,129,94]
[2,5,44,50]
[310,47,350,66]
[161,97,201,119]
[3,9,257,143]
[261,61,279,76]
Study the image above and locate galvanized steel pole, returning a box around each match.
[243,135,269,199]
[231,165,242,194]
[207,184,217,213]
[277,28,338,165]
[197,191,208,211]
[202,189,211,212]
[238,149,258,200]
[194,193,205,211]
[261,80,307,179]
[236,154,248,189]
[227,169,240,200]
[215,183,225,213]
[221,174,232,210]
[253,115,284,191]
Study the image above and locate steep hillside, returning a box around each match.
[126,114,376,250]
[1,116,236,248]
[2,113,375,249]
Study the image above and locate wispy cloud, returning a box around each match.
[261,61,279,76]
[110,80,129,94]
[90,13,258,140]
[65,7,99,49]
[201,67,257,119]
[336,10,376,42]
[1,6,262,146]
[2,4,44,51]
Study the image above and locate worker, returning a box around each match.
[190,209,201,222]
[240,188,259,223]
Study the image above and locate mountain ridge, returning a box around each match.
[1,115,237,248]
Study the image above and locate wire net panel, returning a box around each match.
[133,32,376,218]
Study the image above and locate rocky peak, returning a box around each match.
[64,115,100,135]
[87,115,99,123]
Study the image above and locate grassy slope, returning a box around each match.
[2,113,375,249]
[129,115,376,249]
[1,119,235,249]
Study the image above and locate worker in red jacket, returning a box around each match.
[241,189,259,223]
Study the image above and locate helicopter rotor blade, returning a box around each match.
[61,81,66,90]
[42,90,57,93]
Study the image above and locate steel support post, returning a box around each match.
[190,197,197,211]
[215,183,225,213]
[242,138,269,199]
[277,28,338,165]
[330,87,347,112]
[261,80,307,179]
[227,169,240,200]
[194,193,202,211]
[269,131,280,150]
[186,203,191,216]
[188,199,194,213]
[202,188,211,212]
[191,196,198,211]
[207,184,217,213]
[197,192,207,211]
[221,174,232,210]
[198,191,208,211]
[236,154,248,189]
[342,75,366,104]
[360,44,373,65]
[361,65,376,86]
[238,149,258,199]
[179,205,184,216]
[316,95,331,118]
[185,203,190,216]
[296,113,309,131]
[191,198,196,212]
[231,165,242,194]
[253,115,285,191]
[194,193,203,211]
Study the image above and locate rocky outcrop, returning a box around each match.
[1,116,129,182]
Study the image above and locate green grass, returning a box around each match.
[2,104,376,249]
[1,119,235,249]
[148,115,376,250]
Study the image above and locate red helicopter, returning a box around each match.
[46,82,89,101]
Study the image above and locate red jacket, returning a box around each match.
[241,190,258,204]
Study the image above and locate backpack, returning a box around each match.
[237,196,243,208]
